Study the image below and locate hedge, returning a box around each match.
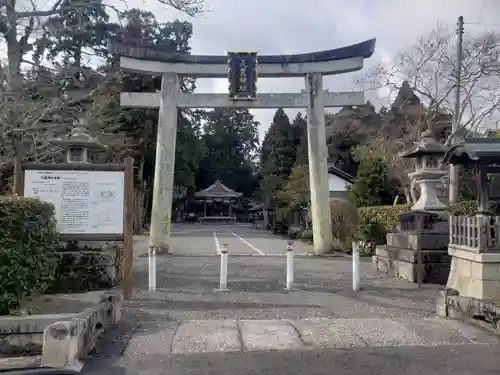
[0,196,59,315]
[330,199,359,250]
[448,200,500,216]
[47,251,117,293]
[357,204,411,253]
[305,199,360,252]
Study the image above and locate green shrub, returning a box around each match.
[348,156,393,207]
[0,196,59,315]
[307,199,360,251]
[330,199,359,248]
[448,200,500,216]
[357,204,410,254]
[47,251,116,293]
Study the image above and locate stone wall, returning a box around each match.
[373,232,451,285]
[0,292,121,363]
[48,242,121,293]
[446,248,500,303]
[0,313,76,356]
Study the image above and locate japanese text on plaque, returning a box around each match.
[228,52,258,100]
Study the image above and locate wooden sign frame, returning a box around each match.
[16,158,135,299]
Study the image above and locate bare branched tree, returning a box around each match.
[0,67,124,168]
[0,0,205,192]
[360,25,500,139]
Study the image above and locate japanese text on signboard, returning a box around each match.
[228,51,258,100]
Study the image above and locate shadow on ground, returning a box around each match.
[83,343,500,375]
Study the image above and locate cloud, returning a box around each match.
[116,0,500,141]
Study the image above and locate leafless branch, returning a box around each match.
[15,0,63,18]
[358,25,500,136]
[155,0,205,16]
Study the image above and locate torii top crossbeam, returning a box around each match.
[109,39,376,78]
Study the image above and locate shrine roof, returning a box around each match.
[442,137,500,165]
[195,180,243,199]
[109,38,375,65]
[328,164,354,183]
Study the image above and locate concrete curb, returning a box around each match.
[0,313,78,356]
[41,292,122,371]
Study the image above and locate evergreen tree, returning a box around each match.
[196,108,259,197]
[257,108,303,206]
[292,113,308,165]
[348,156,393,207]
[260,108,296,180]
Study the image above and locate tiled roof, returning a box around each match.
[194,180,243,199]
[327,164,354,183]
[442,137,500,165]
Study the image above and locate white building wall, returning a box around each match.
[328,173,351,192]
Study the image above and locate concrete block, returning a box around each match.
[292,318,364,348]
[41,292,122,370]
[172,320,240,353]
[41,321,83,371]
[343,318,425,347]
[123,322,177,358]
[436,291,447,318]
[472,262,500,281]
[0,313,76,356]
[240,320,302,351]
[481,279,500,303]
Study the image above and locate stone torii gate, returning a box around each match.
[110,39,376,255]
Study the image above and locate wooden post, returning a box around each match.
[13,155,24,196]
[123,157,135,300]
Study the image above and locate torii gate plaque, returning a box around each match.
[110,38,376,255]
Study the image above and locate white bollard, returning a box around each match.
[148,246,156,292]
[217,243,229,291]
[352,241,360,291]
[285,241,295,290]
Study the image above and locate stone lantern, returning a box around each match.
[52,118,103,163]
[403,129,447,214]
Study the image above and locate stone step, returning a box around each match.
[0,355,41,369]
[122,317,500,357]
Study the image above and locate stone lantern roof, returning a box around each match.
[51,118,103,150]
[51,117,104,163]
[402,129,446,159]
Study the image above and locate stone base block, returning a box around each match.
[373,246,450,285]
[41,292,122,371]
[436,290,500,336]
[387,232,449,251]
[446,247,500,303]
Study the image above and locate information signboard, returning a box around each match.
[24,169,125,235]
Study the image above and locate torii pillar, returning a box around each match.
[111,39,376,254]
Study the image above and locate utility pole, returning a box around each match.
[449,16,464,204]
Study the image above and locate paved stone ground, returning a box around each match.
[160,223,313,256]
[82,224,500,375]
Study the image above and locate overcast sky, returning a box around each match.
[114,0,500,140]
